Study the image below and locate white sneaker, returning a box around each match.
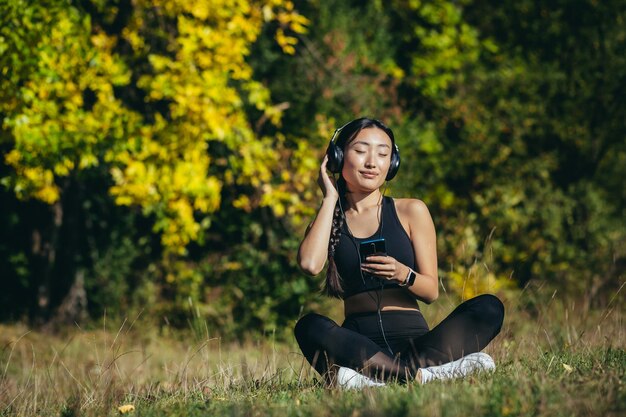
[336,366,386,389]
[420,352,495,383]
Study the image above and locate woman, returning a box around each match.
[294,117,504,387]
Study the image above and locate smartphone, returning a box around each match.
[359,238,387,264]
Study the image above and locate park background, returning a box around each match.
[0,0,624,416]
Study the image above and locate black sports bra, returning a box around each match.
[334,196,416,299]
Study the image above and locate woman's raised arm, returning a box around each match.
[297,155,339,275]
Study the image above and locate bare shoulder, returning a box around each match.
[393,198,431,219]
[393,198,435,237]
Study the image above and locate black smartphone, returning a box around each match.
[359,238,387,264]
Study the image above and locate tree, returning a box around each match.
[0,0,315,324]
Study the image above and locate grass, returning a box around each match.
[0,287,624,417]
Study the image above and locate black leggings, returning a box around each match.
[294,294,504,383]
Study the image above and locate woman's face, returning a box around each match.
[341,127,393,192]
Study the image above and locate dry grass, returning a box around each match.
[0,285,624,416]
[0,318,300,415]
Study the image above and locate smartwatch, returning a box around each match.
[406,269,416,287]
[400,268,416,287]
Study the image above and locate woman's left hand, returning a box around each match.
[361,255,409,283]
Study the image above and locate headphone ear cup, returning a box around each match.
[326,141,343,174]
[386,145,401,181]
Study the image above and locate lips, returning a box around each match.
[360,171,378,179]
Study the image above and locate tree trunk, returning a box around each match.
[35,199,63,322]
[47,269,88,329]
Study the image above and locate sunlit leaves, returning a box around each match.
[394,0,481,98]
[2,3,133,203]
[2,0,309,256]
[108,0,309,253]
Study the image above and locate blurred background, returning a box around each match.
[1,0,624,339]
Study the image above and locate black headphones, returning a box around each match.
[326,120,401,181]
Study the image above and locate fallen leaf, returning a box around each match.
[118,404,135,414]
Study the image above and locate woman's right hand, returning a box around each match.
[318,155,339,201]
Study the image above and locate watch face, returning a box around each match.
[408,270,416,286]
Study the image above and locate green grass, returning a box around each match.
[1,290,624,417]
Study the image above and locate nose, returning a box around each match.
[365,151,376,168]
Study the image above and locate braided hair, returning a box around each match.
[324,178,346,298]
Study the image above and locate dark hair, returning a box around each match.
[332,117,395,157]
[323,117,394,298]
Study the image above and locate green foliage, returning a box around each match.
[0,0,624,332]
[250,0,406,133]
[0,0,316,326]
[436,0,626,298]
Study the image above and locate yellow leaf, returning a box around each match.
[118,404,135,414]
[562,363,573,373]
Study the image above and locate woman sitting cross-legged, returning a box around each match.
[294,117,504,388]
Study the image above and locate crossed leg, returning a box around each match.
[294,294,504,384]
